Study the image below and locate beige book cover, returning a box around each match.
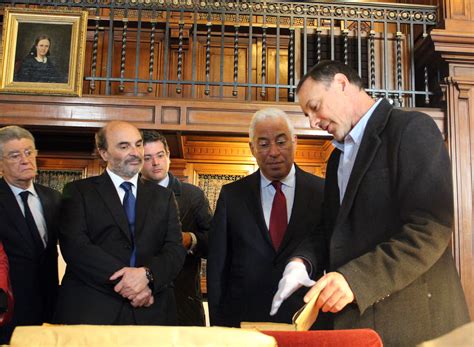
[241,287,321,332]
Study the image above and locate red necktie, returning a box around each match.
[269,181,287,250]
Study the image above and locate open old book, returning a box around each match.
[240,288,321,331]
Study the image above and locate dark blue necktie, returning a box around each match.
[19,191,45,254]
[120,182,136,267]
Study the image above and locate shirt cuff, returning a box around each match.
[187,232,198,254]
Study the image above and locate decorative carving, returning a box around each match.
[36,170,83,193]
[197,173,244,211]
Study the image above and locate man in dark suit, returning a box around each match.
[271,61,470,346]
[207,108,325,327]
[0,125,60,343]
[54,121,186,325]
[141,130,212,326]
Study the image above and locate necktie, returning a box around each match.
[269,181,287,250]
[120,182,137,267]
[19,191,45,253]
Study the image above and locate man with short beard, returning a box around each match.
[54,121,185,325]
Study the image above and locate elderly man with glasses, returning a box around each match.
[0,125,61,344]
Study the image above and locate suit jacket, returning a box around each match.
[298,99,470,346]
[207,165,325,327]
[0,178,59,342]
[167,173,212,326]
[54,172,186,325]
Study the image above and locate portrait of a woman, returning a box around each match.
[14,35,67,83]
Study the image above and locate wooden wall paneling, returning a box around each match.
[445,75,474,320]
[445,0,473,21]
[35,154,103,194]
[0,94,446,138]
[169,158,189,182]
[36,154,103,178]
[433,21,474,319]
[266,46,289,102]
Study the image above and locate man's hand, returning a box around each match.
[270,259,315,315]
[182,232,192,249]
[110,267,149,299]
[305,272,354,313]
[130,286,154,308]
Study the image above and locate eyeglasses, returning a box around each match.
[254,139,292,154]
[2,148,38,162]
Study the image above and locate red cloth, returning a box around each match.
[269,181,287,250]
[0,242,13,326]
[262,329,383,347]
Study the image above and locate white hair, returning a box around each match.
[249,108,295,142]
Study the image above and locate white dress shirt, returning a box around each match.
[8,181,48,247]
[332,99,382,203]
[260,164,296,230]
[106,168,139,203]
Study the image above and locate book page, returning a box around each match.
[292,286,322,331]
[240,321,296,331]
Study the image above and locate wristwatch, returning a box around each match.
[144,267,154,291]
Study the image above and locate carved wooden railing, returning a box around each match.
[1,0,439,107]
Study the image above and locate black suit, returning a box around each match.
[0,178,60,343]
[167,173,212,326]
[54,172,186,325]
[298,99,470,346]
[207,165,325,327]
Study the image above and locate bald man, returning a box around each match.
[54,121,185,325]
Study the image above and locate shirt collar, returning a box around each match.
[260,164,296,188]
[106,168,139,190]
[158,174,170,188]
[332,98,382,152]
[7,181,37,197]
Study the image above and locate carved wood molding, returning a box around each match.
[0,94,447,137]
[0,94,329,137]
[431,28,474,63]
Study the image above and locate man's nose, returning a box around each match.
[129,145,142,157]
[268,142,281,156]
[309,114,320,129]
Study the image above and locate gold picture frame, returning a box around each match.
[0,7,88,96]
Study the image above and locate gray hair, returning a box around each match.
[0,125,35,157]
[249,108,295,142]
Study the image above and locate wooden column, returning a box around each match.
[431,7,474,318]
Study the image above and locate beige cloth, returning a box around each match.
[417,321,474,347]
[10,325,277,347]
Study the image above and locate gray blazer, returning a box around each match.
[298,99,470,346]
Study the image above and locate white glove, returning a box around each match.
[270,261,315,316]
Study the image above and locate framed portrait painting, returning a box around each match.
[0,7,88,96]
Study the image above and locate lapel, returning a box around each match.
[336,99,393,225]
[167,173,182,198]
[243,171,274,249]
[93,172,132,243]
[135,177,153,239]
[326,150,342,219]
[276,165,306,255]
[0,178,38,253]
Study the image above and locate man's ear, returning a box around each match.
[98,148,108,162]
[249,141,256,157]
[334,73,349,92]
